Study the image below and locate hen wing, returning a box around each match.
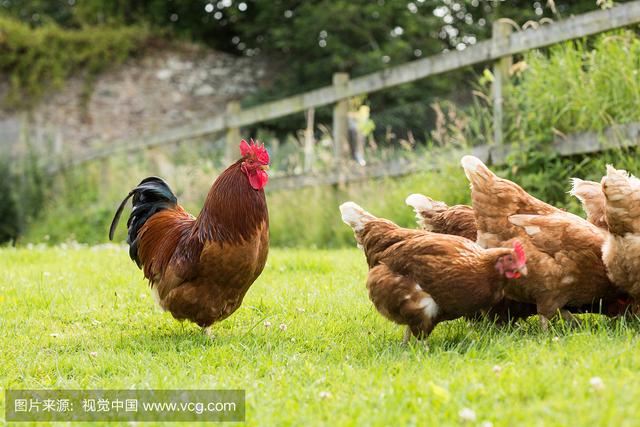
[508,212,614,307]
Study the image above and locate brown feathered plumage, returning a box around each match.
[405,194,477,240]
[461,156,624,326]
[340,202,527,344]
[600,166,640,310]
[109,141,270,332]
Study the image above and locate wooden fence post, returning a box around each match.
[332,73,350,173]
[304,108,315,172]
[492,20,513,147]
[225,101,241,164]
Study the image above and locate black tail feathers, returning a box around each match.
[109,177,178,264]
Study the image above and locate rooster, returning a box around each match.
[339,201,527,345]
[461,155,624,327]
[109,139,270,335]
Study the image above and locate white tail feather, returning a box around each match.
[460,155,493,183]
[460,155,484,173]
[405,194,433,211]
[606,164,621,177]
[339,202,375,232]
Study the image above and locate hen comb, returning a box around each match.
[513,240,526,265]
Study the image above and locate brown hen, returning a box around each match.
[340,201,527,345]
[405,194,477,240]
[461,156,623,327]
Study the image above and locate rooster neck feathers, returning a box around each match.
[195,160,268,244]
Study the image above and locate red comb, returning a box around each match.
[240,139,269,164]
[513,240,526,264]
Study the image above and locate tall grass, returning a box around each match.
[506,29,640,145]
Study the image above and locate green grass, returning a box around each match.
[2,246,640,426]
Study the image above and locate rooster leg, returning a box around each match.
[402,326,412,345]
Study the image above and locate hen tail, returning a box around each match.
[602,165,637,202]
[405,194,448,230]
[109,177,178,263]
[460,155,495,189]
[602,165,640,235]
[569,178,607,229]
[339,201,377,232]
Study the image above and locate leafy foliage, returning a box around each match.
[17,27,640,246]
[0,15,148,107]
[4,4,640,246]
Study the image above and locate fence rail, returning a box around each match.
[268,122,640,191]
[48,2,640,179]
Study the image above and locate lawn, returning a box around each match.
[2,245,640,426]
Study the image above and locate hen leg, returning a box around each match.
[560,309,581,326]
[537,296,570,331]
[539,315,551,331]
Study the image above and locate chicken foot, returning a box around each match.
[538,304,579,331]
[202,326,215,339]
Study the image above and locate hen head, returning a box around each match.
[240,139,270,190]
[495,240,528,279]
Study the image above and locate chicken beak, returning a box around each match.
[260,165,270,171]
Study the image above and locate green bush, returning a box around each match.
[0,15,148,107]
[505,29,640,146]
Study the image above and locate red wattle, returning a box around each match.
[248,169,269,190]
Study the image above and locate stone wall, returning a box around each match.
[0,43,268,151]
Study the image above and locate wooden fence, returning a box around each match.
[268,121,640,190]
[49,2,640,187]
